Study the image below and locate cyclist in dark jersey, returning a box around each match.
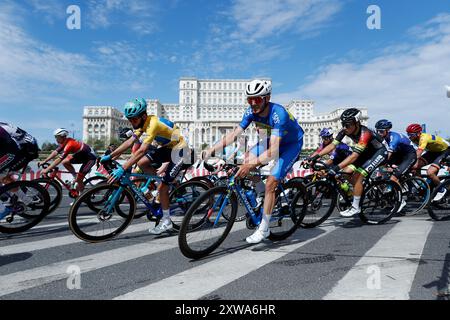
[309,108,388,217]
[0,123,40,219]
[203,79,304,244]
[310,128,352,166]
[0,122,39,183]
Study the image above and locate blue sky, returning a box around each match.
[1,0,450,145]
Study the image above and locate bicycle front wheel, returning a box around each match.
[178,186,237,259]
[33,177,62,214]
[359,180,401,224]
[69,184,136,242]
[400,176,430,216]
[0,181,50,234]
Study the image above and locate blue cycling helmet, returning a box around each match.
[375,119,392,130]
[124,98,147,119]
[319,128,334,138]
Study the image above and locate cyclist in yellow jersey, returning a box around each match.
[100,98,193,235]
[406,123,450,201]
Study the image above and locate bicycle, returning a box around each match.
[374,165,430,216]
[68,160,211,242]
[427,157,450,221]
[33,162,106,213]
[0,178,50,234]
[301,160,402,228]
[178,164,307,260]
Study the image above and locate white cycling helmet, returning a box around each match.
[53,128,69,137]
[245,79,272,97]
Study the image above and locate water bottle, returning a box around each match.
[340,182,349,193]
[140,186,153,200]
[245,190,257,208]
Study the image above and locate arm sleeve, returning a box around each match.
[333,130,345,145]
[353,128,371,154]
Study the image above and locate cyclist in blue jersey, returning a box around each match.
[375,119,417,212]
[203,79,304,244]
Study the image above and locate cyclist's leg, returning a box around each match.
[136,145,163,176]
[62,155,78,178]
[424,151,446,187]
[76,154,97,192]
[391,151,417,186]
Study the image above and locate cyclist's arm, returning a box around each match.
[110,136,136,159]
[121,141,150,171]
[336,152,359,170]
[44,155,63,172]
[41,150,59,164]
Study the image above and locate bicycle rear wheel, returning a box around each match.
[268,180,307,241]
[0,181,50,234]
[427,178,450,221]
[69,184,135,242]
[359,180,401,224]
[178,186,237,259]
[169,180,211,231]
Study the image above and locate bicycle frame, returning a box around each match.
[209,174,291,228]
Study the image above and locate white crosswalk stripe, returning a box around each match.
[0,211,448,300]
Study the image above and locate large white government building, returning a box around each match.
[82,77,368,151]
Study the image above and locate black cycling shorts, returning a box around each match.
[145,146,194,184]
[388,151,417,178]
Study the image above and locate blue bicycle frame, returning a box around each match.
[209,175,291,228]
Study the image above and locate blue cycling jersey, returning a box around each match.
[239,102,304,146]
[385,131,415,154]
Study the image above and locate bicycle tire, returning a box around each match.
[400,176,430,216]
[0,181,50,234]
[33,177,62,214]
[168,180,211,231]
[300,180,337,228]
[178,186,237,259]
[427,178,450,221]
[68,184,136,242]
[268,180,307,241]
[359,180,401,225]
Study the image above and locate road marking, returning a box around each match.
[0,223,248,297]
[114,225,337,300]
[0,220,151,255]
[324,217,433,300]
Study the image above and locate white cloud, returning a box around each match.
[273,13,450,137]
[26,0,66,24]
[229,0,342,42]
[85,0,159,35]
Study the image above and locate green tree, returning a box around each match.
[41,141,58,151]
[86,138,106,152]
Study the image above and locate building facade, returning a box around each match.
[82,78,368,151]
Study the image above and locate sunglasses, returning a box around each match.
[341,122,354,129]
[407,133,419,138]
[376,129,387,134]
[247,96,264,105]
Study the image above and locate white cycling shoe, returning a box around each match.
[433,188,447,202]
[246,228,270,244]
[340,206,361,217]
[149,220,173,235]
[397,199,407,213]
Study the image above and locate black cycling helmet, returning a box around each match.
[340,108,361,123]
[375,119,392,130]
